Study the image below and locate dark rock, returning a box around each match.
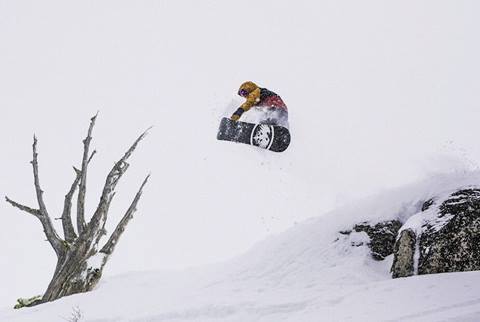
[418,189,480,274]
[421,199,434,211]
[391,229,416,278]
[352,220,402,261]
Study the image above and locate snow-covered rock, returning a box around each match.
[391,229,416,278]
[420,188,480,274]
[392,187,480,278]
[343,220,402,261]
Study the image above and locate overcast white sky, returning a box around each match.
[1,0,480,305]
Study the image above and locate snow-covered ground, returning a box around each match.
[4,269,480,322]
[2,172,480,321]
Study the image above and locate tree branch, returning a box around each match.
[88,150,97,164]
[30,136,65,256]
[77,113,98,235]
[100,175,150,255]
[89,192,116,256]
[61,168,80,243]
[32,136,49,217]
[86,128,150,242]
[62,152,96,243]
[7,137,65,255]
[5,197,41,217]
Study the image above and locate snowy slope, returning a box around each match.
[3,270,480,322]
[2,172,480,322]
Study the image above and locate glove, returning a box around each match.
[231,107,244,121]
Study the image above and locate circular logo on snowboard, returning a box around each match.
[250,124,274,150]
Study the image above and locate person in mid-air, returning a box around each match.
[231,81,289,128]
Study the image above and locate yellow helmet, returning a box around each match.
[238,81,258,97]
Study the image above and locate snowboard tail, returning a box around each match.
[217,117,290,152]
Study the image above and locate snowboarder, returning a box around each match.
[231,81,289,128]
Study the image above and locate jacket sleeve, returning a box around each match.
[231,88,261,120]
[240,88,261,111]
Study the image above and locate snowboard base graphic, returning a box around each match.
[217,117,291,152]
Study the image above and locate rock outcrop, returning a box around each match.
[391,189,480,278]
[391,229,416,278]
[418,189,480,274]
[340,220,402,261]
[342,189,480,279]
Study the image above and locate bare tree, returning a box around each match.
[6,115,150,308]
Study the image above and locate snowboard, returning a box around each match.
[217,117,291,152]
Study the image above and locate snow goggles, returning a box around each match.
[238,89,249,97]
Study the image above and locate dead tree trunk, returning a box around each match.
[6,115,150,308]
